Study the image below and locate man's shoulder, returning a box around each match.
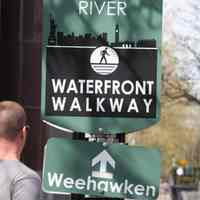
[9,161,41,200]
[0,160,40,182]
[14,161,41,181]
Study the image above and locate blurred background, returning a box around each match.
[127,0,200,179]
[127,1,200,199]
[1,0,200,199]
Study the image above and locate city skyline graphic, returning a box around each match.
[48,14,157,48]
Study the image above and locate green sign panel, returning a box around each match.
[41,0,163,133]
[42,138,161,199]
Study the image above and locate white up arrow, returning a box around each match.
[91,150,115,179]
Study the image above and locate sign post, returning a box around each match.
[41,0,163,199]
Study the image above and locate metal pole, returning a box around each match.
[71,132,87,200]
[83,133,125,200]
[71,132,125,200]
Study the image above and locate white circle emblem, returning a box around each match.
[90,46,119,75]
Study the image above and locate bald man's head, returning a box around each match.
[0,101,27,140]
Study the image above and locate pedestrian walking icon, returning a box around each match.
[100,47,110,64]
[90,46,119,75]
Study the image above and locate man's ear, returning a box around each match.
[16,126,28,157]
[21,126,28,141]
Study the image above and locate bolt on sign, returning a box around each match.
[41,0,163,133]
[42,138,161,199]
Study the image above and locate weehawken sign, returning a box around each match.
[42,139,161,199]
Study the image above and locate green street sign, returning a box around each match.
[42,138,161,199]
[41,0,163,134]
